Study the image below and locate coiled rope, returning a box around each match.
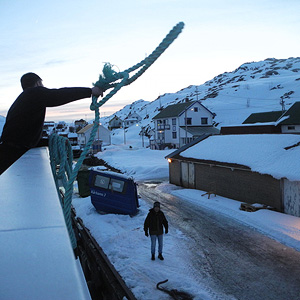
[49,22,184,249]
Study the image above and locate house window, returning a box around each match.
[185,118,192,125]
[158,132,164,140]
[194,107,198,112]
[201,117,208,125]
[288,126,295,130]
[172,132,177,139]
[172,118,176,125]
[173,126,176,131]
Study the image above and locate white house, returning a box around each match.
[151,101,219,149]
[77,123,111,150]
[123,112,142,128]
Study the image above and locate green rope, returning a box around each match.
[49,22,184,249]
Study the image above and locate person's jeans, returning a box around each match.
[150,234,163,255]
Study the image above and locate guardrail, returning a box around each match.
[72,209,137,300]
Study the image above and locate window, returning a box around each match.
[94,175,126,193]
[94,175,110,189]
[173,126,176,131]
[172,132,177,139]
[172,118,176,125]
[158,132,164,140]
[111,179,125,193]
[288,126,295,130]
[201,117,208,125]
[185,118,192,125]
[194,107,198,112]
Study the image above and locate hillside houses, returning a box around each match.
[108,112,142,131]
[163,102,300,218]
[151,101,219,149]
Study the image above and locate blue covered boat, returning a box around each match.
[89,170,139,215]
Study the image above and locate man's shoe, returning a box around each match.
[151,254,155,260]
[158,253,164,260]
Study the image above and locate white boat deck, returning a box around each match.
[0,147,90,300]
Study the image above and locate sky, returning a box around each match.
[1,0,300,122]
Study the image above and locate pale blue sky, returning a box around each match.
[1,0,300,121]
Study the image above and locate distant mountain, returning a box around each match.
[101,57,300,134]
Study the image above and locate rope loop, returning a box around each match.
[91,22,184,109]
[48,22,184,249]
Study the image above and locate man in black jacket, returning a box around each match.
[0,72,103,175]
[144,201,168,260]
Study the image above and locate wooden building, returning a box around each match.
[166,134,300,217]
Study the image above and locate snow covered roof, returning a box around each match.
[77,124,109,134]
[179,134,300,181]
[77,123,94,133]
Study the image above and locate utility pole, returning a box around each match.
[280,96,286,112]
[195,86,200,102]
[123,121,126,144]
[141,127,145,147]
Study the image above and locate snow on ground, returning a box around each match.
[73,196,211,300]
[72,131,300,300]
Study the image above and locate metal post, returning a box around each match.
[123,121,126,145]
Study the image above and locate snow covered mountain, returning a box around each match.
[100,57,300,136]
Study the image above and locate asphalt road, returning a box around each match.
[138,180,300,300]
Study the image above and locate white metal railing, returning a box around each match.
[0,147,90,300]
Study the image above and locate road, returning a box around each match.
[138,180,300,300]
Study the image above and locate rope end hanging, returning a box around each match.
[93,62,120,91]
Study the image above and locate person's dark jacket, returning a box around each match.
[0,86,92,148]
[144,208,168,235]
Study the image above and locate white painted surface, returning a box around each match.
[283,179,300,217]
[0,147,90,300]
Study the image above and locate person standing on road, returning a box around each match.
[0,72,103,175]
[144,201,168,261]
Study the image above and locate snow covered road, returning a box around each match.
[138,181,300,300]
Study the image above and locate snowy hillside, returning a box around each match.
[100,57,300,144]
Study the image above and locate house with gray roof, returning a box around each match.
[151,101,219,149]
[108,115,123,130]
